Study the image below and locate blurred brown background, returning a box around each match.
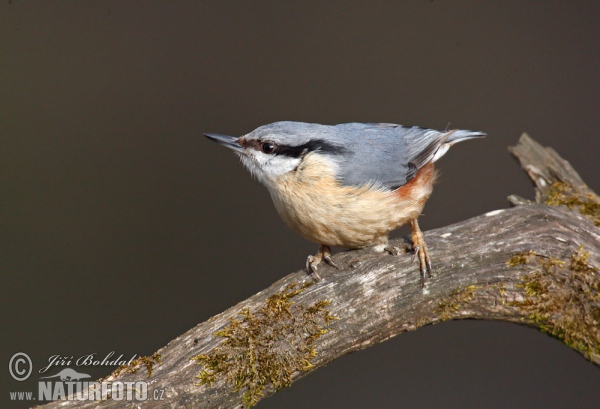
[2,1,599,408]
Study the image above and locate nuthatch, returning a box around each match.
[205,122,485,286]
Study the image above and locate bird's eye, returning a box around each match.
[261,142,275,154]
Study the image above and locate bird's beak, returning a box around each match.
[204,133,243,153]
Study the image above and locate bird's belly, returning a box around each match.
[268,163,435,248]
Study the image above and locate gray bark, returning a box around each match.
[40,134,600,409]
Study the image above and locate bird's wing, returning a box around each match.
[331,123,451,190]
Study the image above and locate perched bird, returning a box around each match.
[205,122,484,286]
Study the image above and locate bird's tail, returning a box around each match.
[445,129,486,144]
[431,129,485,162]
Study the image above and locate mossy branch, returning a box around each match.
[41,134,599,408]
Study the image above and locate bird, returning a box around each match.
[205,121,485,286]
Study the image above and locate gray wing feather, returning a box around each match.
[331,123,467,190]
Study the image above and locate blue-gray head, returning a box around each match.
[205,122,347,186]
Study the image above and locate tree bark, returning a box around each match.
[41,134,600,409]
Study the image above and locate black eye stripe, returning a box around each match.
[245,138,346,157]
[273,139,346,158]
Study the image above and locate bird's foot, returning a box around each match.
[306,245,339,281]
[306,255,322,281]
[409,219,433,288]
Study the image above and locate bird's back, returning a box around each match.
[314,122,483,191]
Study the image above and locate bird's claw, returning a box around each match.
[411,245,420,262]
[412,244,433,287]
[323,253,340,269]
[305,245,340,281]
[306,255,322,281]
[419,257,428,288]
[410,220,433,288]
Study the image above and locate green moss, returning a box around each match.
[506,251,537,268]
[435,285,482,321]
[192,282,337,407]
[544,181,600,226]
[108,352,162,380]
[415,316,433,328]
[508,245,600,361]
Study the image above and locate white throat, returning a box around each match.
[238,151,301,187]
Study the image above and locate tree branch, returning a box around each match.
[41,134,600,408]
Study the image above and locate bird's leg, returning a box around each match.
[409,219,432,287]
[306,245,339,281]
